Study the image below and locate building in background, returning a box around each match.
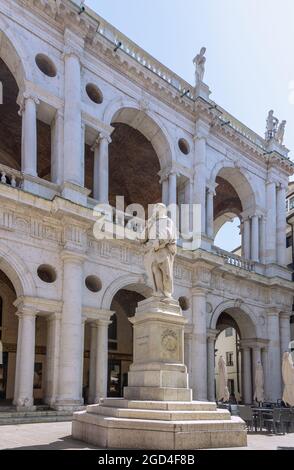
[0,0,293,411]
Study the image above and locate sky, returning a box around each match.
[84,0,294,251]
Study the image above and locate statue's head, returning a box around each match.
[269,109,274,116]
[200,46,206,56]
[151,203,167,220]
[281,120,287,127]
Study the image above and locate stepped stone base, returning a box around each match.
[72,399,247,449]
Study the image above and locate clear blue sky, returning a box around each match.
[85,0,294,251]
[85,0,294,157]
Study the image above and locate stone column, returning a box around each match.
[266,180,277,263]
[280,312,291,358]
[80,315,86,403]
[242,346,252,404]
[95,320,110,402]
[51,109,64,185]
[161,176,169,207]
[250,215,259,262]
[193,136,207,236]
[261,348,269,401]
[191,288,207,400]
[14,307,37,410]
[88,322,98,404]
[259,216,266,264]
[243,217,250,259]
[44,313,61,407]
[252,345,261,393]
[92,133,111,202]
[168,172,177,206]
[206,189,214,239]
[55,251,85,409]
[20,93,39,177]
[276,184,287,266]
[63,42,83,187]
[267,310,282,401]
[207,330,218,402]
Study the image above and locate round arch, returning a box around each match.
[0,18,30,90]
[210,300,257,339]
[0,241,36,297]
[103,97,175,169]
[210,160,260,212]
[101,273,152,310]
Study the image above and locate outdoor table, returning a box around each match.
[251,407,274,432]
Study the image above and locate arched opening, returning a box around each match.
[212,168,255,257]
[211,305,261,405]
[108,288,145,397]
[0,270,17,404]
[215,313,241,403]
[0,34,53,184]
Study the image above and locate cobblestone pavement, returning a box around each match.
[0,422,293,450]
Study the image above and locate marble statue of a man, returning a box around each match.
[265,110,279,140]
[276,120,286,145]
[193,47,206,86]
[142,203,177,299]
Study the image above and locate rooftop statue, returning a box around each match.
[276,120,286,146]
[193,47,206,86]
[265,109,279,140]
[141,203,177,299]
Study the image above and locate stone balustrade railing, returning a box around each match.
[212,245,255,272]
[0,164,22,189]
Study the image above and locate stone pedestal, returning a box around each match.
[72,297,247,449]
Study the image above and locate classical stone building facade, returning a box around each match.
[0,0,293,411]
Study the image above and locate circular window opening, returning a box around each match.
[179,296,190,311]
[178,138,190,155]
[37,264,57,283]
[86,83,103,104]
[85,275,102,293]
[35,54,57,77]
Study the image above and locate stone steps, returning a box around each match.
[99,398,217,411]
[0,409,73,425]
[89,405,231,421]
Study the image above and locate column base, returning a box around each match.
[53,398,85,412]
[16,406,36,412]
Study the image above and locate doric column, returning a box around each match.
[191,288,207,400]
[243,217,250,259]
[261,348,269,401]
[259,215,266,264]
[280,312,291,358]
[252,344,262,392]
[19,93,39,177]
[63,35,83,187]
[206,189,214,239]
[55,251,85,409]
[51,109,64,185]
[80,315,86,403]
[160,175,169,207]
[88,322,98,404]
[276,184,287,266]
[267,310,282,401]
[92,133,112,202]
[207,329,218,402]
[266,180,277,263]
[193,135,207,235]
[44,313,61,406]
[95,320,111,402]
[250,214,259,262]
[241,346,252,404]
[13,306,37,410]
[168,172,177,206]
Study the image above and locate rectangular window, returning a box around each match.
[226,351,234,366]
[228,379,235,395]
[286,235,292,248]
[225,328,233,337]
